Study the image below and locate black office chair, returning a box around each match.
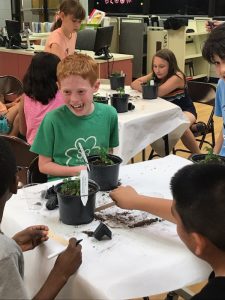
[27,156,48,184]
[76,29,96,51]
[174,81,216,155]
[0,135,37,186]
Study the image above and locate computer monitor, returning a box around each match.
[5,19,23,49]
[94,26,114,60]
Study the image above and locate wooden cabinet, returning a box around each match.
[147,18,210,80]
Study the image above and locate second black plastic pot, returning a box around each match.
[55,180,99,225]
[109,75,125,90]
[142,84,157,99]
[111,94,129,113]
[88,154,123,191]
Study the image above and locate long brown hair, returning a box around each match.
[152,49,186,84]
[51,0,86,31]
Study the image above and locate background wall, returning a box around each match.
[0,0,11,28]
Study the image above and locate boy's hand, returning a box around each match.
[12,225,49,252]
[53,238,82,280]
[109,185,139,210]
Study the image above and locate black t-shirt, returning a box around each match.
[191,272,225,300]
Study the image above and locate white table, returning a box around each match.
[2,155,210,299]
[98,84,190,164]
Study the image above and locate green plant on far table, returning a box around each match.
[111,71,124,77]
[201,147,224,164]
[116,87,125,98]
[60,178,80,196]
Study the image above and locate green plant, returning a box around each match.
[116,87,125,98]
[200,147,224,164]
[110,71,123,77]
[60,178,80,196]
[96,147,114,165]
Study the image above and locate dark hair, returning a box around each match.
[0,137,17,198]
[51,0,86,31]
[202,23,225,63]
[171,163,225,251]
[23,52,60,105]
[152,49,185,84]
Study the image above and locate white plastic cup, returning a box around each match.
[22,183,46,210]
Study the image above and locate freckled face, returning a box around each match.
[213,55,225,81]
[59,75,99,117]
[152,56,169,80]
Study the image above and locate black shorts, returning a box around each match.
[170,96,197,119]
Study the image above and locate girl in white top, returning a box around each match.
[45,0,86,60]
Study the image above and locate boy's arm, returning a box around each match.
[39,155,87,177]
[109,186,175,223]
[33,238,82,300]
[214,129,224,154]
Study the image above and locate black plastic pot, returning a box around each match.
[88,154,123,191]
[94,96,108,104]
[111,94,129,113]
[55,180,99,225]
[109,75,125,90]
[189,154,225,164]
[142,84,157,99]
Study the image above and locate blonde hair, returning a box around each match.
[57,53,98,86]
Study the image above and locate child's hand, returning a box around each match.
[12,225,49,252]
[109,185,139,210]
[53,238,82,280]
[205,20,224,32]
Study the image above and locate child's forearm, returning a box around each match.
[132,195,175,223]
[39,161,87,177]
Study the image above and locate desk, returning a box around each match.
[0,46,133,84]
[99,84,190,163]
[2,155,210,299]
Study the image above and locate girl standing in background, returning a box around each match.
[45,0,86,59]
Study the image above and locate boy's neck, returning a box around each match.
[207,248,225,277]
[61,26,72,39]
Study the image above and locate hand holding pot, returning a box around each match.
[109,185,139,210]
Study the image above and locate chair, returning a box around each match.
[27,156,48,184]
[0,75,23,101]
[0,135,37,186]
[76,29,96,51]
[174,81,216,155]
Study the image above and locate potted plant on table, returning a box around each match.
[190,147,225,165]
[93,93,108,104]
[109,71,125,90]
[142,79,157,100]
[111,87,129,113]
[88,148,122,191]
[55,178,99,225]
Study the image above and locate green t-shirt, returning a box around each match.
[31,103,119,169]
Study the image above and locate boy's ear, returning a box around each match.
[93,80,100,93]
[191,232,206,256]
[56,81,60,90]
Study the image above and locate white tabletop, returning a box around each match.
[98,84,190,163]
[2,155,210,299]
